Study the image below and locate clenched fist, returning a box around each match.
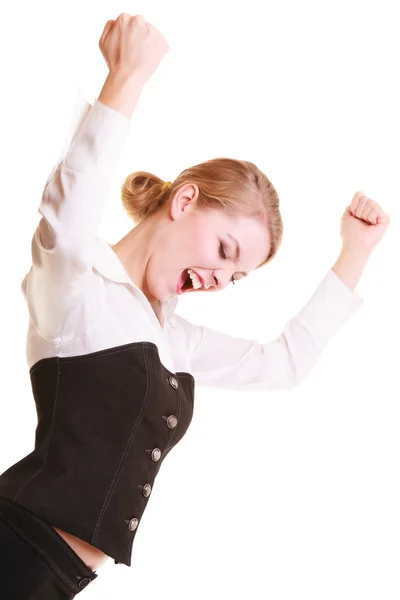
[99,13,169,84]
[340,191,391,254]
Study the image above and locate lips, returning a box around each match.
[176,271,186,295]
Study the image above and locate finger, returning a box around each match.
[351,191,364,204]
[365,206,379,225]
[350,191,365,215]
[133,14,146,25]
[352,194,369,218]
[100,19,115,45]
[362,200,378,222]
[375,208,391,225]
[377,213,391,225]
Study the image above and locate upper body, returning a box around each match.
[3,13,390,571]
[7,89,364,569]
[23,90,364,388]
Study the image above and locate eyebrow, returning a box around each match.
[227,233,248,277]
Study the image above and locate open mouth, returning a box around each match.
[177,269,202,294]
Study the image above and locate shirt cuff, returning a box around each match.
[62,89,131,176]
[294,268,364,352]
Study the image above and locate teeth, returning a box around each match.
[187,269,202,290]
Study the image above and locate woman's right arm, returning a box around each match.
[23,14,168,344]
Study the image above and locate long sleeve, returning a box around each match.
[22,89,131,343]
[173,269,364,391]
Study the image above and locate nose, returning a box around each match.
[194,269,233,291]
[210,269,233,290]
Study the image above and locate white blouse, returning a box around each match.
[21,89,364,391]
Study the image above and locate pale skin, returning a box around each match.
[52,13,391,571]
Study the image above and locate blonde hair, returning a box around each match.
[121,157,283,267]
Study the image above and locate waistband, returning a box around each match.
[0,496,98,594]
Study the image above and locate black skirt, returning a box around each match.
[0,497,98,599]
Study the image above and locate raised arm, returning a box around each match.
[174,267,365,391]
[38,13,167,256]
[174,194,390,391]
[23,14,168,343]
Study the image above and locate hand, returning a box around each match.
[340,191,391,255]
[99,13,169,84]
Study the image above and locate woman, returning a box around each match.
[0,12,391,599]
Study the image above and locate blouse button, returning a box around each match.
[142,483,152,497]
[168,376,179,389]
[151,448,161,462]
[127,518,139,531]
[166,415,178,429]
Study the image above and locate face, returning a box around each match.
[144,183,271,303]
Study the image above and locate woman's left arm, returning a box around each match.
[331,247,371,292]
[174,192,390,391]
[174,267,365,391]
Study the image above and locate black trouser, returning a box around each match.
[0,497,98,599]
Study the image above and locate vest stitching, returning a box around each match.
[91,343,152,544]
[0,516,78,593]
[13,357,61,502]
[31,515,96,577]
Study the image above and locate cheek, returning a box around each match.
[188,226,216,264]
[196,240,216,265]
[163,219,217,269]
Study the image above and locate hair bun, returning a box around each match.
[121,171,168,223]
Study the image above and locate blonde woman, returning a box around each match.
[0,13,390,599]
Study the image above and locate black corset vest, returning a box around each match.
[0,341,195,566]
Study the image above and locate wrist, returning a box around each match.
[98,70,146,119]
[331,247,371,292]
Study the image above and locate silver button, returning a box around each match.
[142,483,152,497]
[169,376,179,389]
[151,448,161,462]
[128,518,138,531]
[166,415,178,429]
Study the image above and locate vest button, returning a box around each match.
[151,448,161,462]
[166,415,178,429]
[169,376,179,389]
[142,483,152,497]
[78,577,91,588]
[128,518,139,531]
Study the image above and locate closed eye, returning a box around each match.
[219,241,227,260]
[219,241,236,285]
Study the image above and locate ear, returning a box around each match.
[169,183,199,220]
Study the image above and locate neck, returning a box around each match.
[111,216,164,319]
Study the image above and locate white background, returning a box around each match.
[0,1,399,598]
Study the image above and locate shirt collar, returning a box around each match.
[93,237,179,319]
